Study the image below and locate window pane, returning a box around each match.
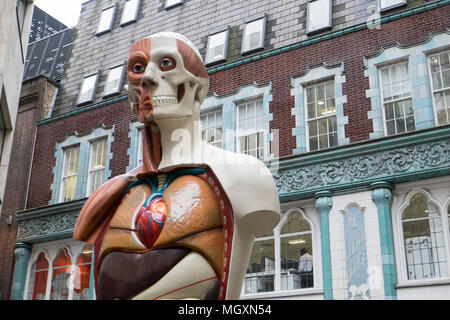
[329,132,337,147]
[121,0,139,25]
[78,74,98,104]
[28,253,49,300]
[432,72,443,90]
[73,245,93,300]
[308,120,317,137]
[61,146,79,202]
[243,18,264,52]
[385,103,394,120]
[307,102,316,119]
[280,234,313,290]
[429,55,440,74]
[319,134,328,149]
[308,0,331,33]
[206,31,227,63]
[306,87,315,104]
[97,6,115,34]
[318,118,327,135]
[88,139,107,195]
[402,193,447,280]
[244,237,275,294]
[443,70,450,89]
[396,118,406,133]
[309,136,318,151]
[386,120,395,135]
[165,0,183,8]
[51,248,72,300]
[380,0,405,10]
[104,65,124,96]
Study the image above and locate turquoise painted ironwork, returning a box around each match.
[10,242,32,300]
[315,191,333,300]
[370,182,397,300]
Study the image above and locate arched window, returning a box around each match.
[50,248,72,300]
[402,193,447,280]
[73,245,93,300]
[27,252,49,300]
[244,230,275,294]
[280,210,313,290]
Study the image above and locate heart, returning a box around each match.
[135,197,167,248]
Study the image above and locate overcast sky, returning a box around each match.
[34,0,86,28]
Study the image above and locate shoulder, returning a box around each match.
[202,144,281,235]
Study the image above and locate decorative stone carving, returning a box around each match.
[17,211,78,241]
[274,140,450,194]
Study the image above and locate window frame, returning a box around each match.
[120,0,141,27]
[241,15,266,55]
[236,98,267,160]
[427,50,450,127]
[96,4,117,36]
[165,0,184,10]
[205,27,230,66]
[59,144,80,203]
[242,208,320,298]
[200,108,223,149]
[378,61,415,136]
[77,72,99,106]
[304,79,338,152]
[86,137,108,197]
[380,0,407,12]
[306,0,332,36]
[103,63,125,98]
[394,190,450,285]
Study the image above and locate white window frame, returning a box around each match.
[378,61,415,136]
[380,0,407,12]
[242,207,321,298]
[427,50,450,126]
[241,15,266,55]
[393,189,450,286]
[236,98,267,160]
[137,126,144,167]
[59,145,80,203]
[165,0,184,10]
[306,0,332,35]
[23,240,95,300]
[103,64,125,98]
[205,27,229,66]
[304,79,338,152]
[120,0,141,26]
[77,72,99,106]
[200,109,223,149]
[86,138,108,197]
[96,4,117,36]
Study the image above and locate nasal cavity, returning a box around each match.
[141,75,157,89]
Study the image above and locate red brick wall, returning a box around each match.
[26,6,450,210]
[208,6,450,155]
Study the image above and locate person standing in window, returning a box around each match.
[298,248,313,288]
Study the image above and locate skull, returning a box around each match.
[127,32,209,125]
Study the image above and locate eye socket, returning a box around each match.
[159,57,176,71]
[133,64,145,73]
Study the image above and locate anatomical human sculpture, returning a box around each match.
[73,32,280,300]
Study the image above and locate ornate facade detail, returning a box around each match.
[274,139,450,196]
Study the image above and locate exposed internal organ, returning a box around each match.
[135,196,167,248]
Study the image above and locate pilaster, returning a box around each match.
[10,242,32,300]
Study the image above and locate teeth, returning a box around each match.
[152,95,178,105]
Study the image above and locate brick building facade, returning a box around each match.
[2,0,450,300]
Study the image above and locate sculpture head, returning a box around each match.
[127,32,209,126]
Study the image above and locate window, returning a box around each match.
[380,0,406,11]
[104,64,125,97]
[205,29,229,65]
[306,80,337,151]
[96,5,116,35]
[307,0,332,35]
[379,62,414,136]
[26,253,49,300]
[401,193,448,280]
[242,16,266,54]
[87,139,107,196]
[165,0,184,9]
[50,248,72,300]
[73,245,93,300]
[237,99,266,159]
[243,209,316,296]
[137,127,144,167]
[77,73,99,106]
[60,146,79,202]
[280,211,313,290]
[244,231,275,294]
[201,110,223,148]
[25,244,94,300]
[428,51,450,125]
[120,0,140,26]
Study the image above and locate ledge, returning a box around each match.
[240,288,324,300]
[396,278,450,289]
